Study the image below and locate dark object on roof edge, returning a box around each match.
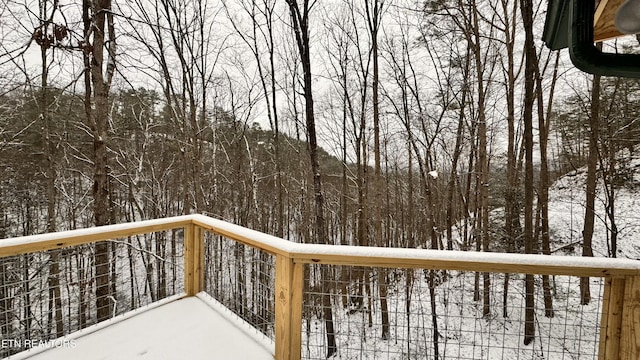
[542,0,571,50]
[542,0,640,78]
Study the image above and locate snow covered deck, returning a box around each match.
[11,293,274,360]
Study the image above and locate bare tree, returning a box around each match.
[364,0,390,340]
[520,0,535,344]
[123,0,224,215]
[81,0,117,322]
[535,50,560,318]
[497,0,521,319]
[283,0,337,356]
[33,0,65,336]
[581,45,602,305]
[223,0,286,235]
[321,4,352,249]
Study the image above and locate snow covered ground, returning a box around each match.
[300,270,603,360]
[547,152,640,259]
[299,155,640,360]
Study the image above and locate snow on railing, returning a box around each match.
[1,214,639,360]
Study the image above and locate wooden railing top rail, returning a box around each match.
[192,215,640,277]
[2,214,640,278]
[287,244,640,277]
[0,215,195,258]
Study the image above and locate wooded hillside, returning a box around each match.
[2,0,640,354]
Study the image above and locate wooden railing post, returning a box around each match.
[620,275,640,360]
[184,224,204,296]
[275,254,303,360]
[600,275,640,360]
[599,276,625,360]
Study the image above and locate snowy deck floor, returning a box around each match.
[16,294,274,360]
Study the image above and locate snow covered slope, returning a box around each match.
[547,151,640,259]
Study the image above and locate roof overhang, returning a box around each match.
[543,0,640,78]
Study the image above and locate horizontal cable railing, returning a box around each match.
[1,214,639,360]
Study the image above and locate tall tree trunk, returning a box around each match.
[535,52,561,318]
[464,0,491,316]
[366,0,390,340]
[340,57,348,248]
[501,0,520,319]
[603,146,618,258]
[582,47,602,305]
[83,0,116,322]
[520,0,536,344]
[43,59,64,340]
[600,78,620,259]
[446,49,470,251]
[284,1,337,356]
[355,62,369,311]
[36,0,64,336]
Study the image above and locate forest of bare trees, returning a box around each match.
[2,0,640,357]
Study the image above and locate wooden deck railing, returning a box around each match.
[2,214,640,360]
